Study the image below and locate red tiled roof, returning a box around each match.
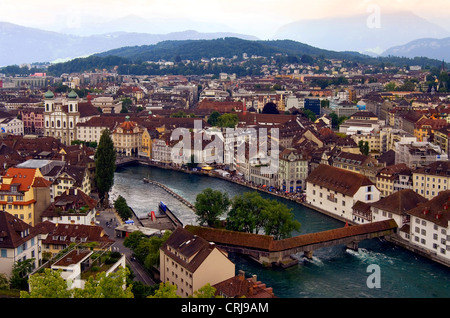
[306,164,374,196]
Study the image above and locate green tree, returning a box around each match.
[72,267,133,298]
[114,195,132,220]
[262,200,300,240]
[191,283,222,298]
[217,113,239,128]
[148,282,180,298]
[95,129,116,208]
[358,140,370,155]
[10,259,35,290]
[207,111,221,126]
[194,188,230,227]
[226,191,266,234]
[262,102,279,114]
[226,191,300,239]
[20,269,72,298]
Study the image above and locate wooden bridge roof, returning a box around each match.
[185,219,398,253]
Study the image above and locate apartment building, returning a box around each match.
[367,189,427,239]
[0,210,40,278]
[160,227,235,298]
[0,167,51,226]
[407,190,450,262]
[111,116,145,157]
[305,164,380,223]
[278,148,309,192]
[376,163,412,197]
[395,141,448,169]
[413,161,450,200]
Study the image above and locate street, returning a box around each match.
[96,209,156,286]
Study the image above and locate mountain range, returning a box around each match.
[0,21,257,67]
[382,37,450,62]
[1,9,450,68]
[272,10,450,56]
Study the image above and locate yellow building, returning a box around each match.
[111,116,145,157]
[0,167,51,226]
[160,227,235,298]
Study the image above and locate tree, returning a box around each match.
[148,282,180,298]
[114,195,132,220]
[95,129,116,208]
[358,140,370,156]
[226,191,300,239]
[217,113,239,128]
[191,283,222,298]
[194,188,230,227]
[10,259,35,290]
[262,200,301,240]
[21,267,133,298]
[72,267,133,298]
[226,191,267,234]
[207,111,221,126]
[20,269,72,298]
[262,102,279,114]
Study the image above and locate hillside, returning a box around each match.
[38,38,450,77]
[94,38,370,62]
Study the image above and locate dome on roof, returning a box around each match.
[44,90,54,99]
[68,90,78,99]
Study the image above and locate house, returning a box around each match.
[0,210,40,278]
[50,248,126,290]
[52,165,91,199]
[305,164,380,222]
[213,270,276,298]
[407,190,450,263]
[159,227,235,298]
[41,188,98,226]
[376,163,412,197]
[367,189,427,238]
[34,221,114,257]
[0,167,52,226]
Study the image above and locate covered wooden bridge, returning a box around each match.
[185,219,398,267]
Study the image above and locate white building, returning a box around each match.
[305,164,380,222]
[0,117,24,135]
[407,190,450,263]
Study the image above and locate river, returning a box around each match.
[111,164,450,298]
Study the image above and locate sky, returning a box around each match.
[1,0,450,38]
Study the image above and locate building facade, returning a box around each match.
[43,90,80,145]
[159,227,235,298]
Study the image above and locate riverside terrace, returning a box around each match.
[184,219,398,267]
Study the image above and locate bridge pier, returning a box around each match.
[304,251,314,260]
[346,241,359,251]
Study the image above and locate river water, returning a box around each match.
[111,164,450,298]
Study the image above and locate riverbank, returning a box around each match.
[117,157,450,269]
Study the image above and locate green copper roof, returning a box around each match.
[68,90,78,99]
[44,90,54,99]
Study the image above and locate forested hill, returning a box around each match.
[41,37,448,76]
[93,37,369,62]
